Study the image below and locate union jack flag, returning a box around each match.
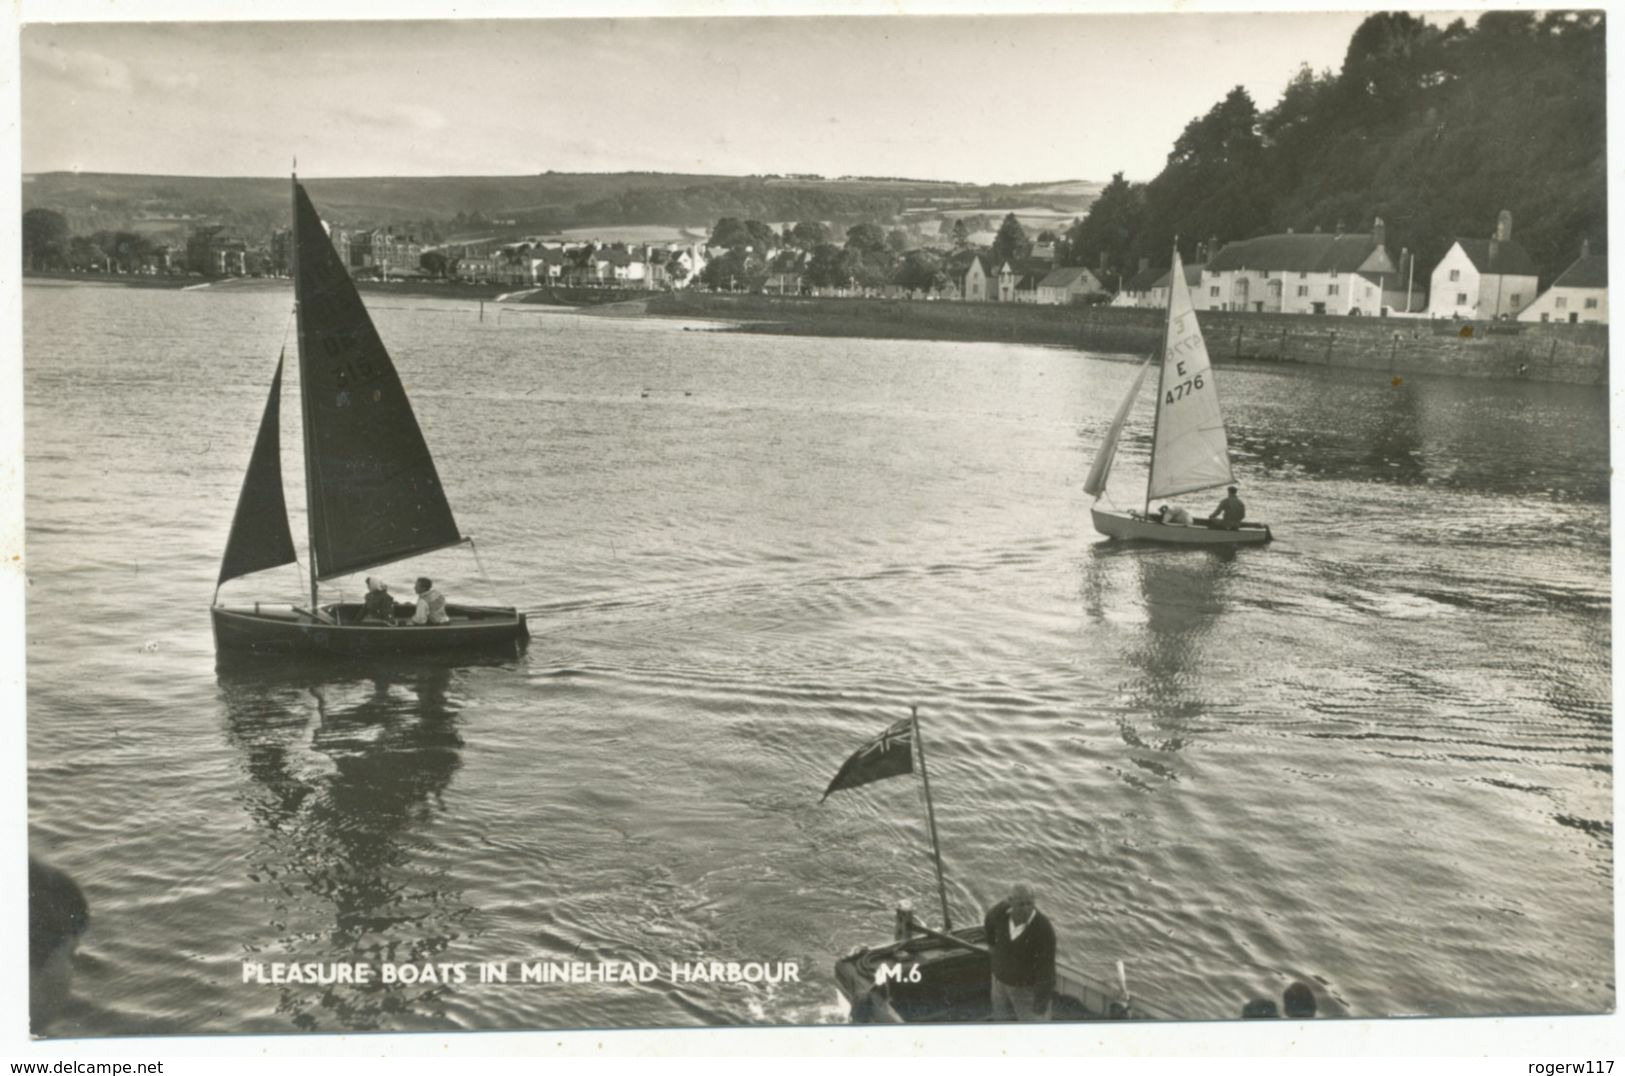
[820,716,915,802]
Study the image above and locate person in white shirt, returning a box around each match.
[411,576,450,625]
[1156,504,1193,525]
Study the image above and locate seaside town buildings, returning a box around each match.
[1429,211,1541,321]
[143,203,1605,324]
[1517,240,1608,324]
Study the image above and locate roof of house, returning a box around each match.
[1207,233,1382,274]
[1038,266,1095,289]
[1124,265,1166,292]
[1453,237,1539,277]
[1552,252,1608,289]
[1140,261,1203,289]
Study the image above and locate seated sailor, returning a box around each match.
[361,577,397,623]
[411,576,450,625]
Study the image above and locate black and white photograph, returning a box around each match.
[6,0,1615,1058]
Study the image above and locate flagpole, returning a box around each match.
[911,705,952,931]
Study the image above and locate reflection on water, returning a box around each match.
[1119,551,1235,775]
[1230,371,1607,500]
[218,659,476,1032]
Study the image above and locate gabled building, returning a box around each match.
[992,259,1018,303]
[1203,220,1395,315]
[1112,262,1165,308]
[1035,266,1103,305]
[1149,259,1205,309]
[1429,210,1539,320]
[960,255,991,302]
[1518,240,1607,324]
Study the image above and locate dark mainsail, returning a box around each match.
[292,181,463,582]
[218,354,299,587]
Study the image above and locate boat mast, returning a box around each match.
[1144,239,1178,518]
[911,706,953,931]
[292,169,319,614]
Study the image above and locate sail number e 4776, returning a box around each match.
[1165,373,1205,404]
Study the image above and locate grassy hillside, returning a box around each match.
[22,171,1101,242]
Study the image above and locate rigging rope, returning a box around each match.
[466,536,491,583]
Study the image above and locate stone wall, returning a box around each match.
[649,293,1608,386]
[1195,310,1608,386]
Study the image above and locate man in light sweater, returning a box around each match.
[983,882,1056,1021]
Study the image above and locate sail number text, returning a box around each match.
[1164,359,1206,405]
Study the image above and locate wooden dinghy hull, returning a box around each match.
[1091,506,1272,546]
[212,603,529,658]
[834,921,1171,1024]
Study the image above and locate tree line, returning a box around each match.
[1064,11,1605,287]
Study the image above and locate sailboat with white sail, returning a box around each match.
[1087,245,1272,545]
[211,177,530,656]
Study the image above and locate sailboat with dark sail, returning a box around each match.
[211,177,529,657]
[1086,245,1272,546]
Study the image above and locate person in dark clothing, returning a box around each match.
[360,577,396,624]
[1208,486,1246,530]
[983,883,1055,1021]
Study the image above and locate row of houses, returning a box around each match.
[448,241,709,289]
[169,207,1606,324]
[1108,212,1608,325]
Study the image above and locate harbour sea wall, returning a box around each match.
[647,293,1609,386]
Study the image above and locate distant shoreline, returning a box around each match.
[23,272,1605,387]
[21,269,515,302]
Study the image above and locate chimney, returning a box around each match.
[1139,256,1150,273]
[1335,220,1344,237]
[1207,235,1218,264]
[1582,237,1591,258]
[1373,216,1386,250]
[1496,210,1513,242]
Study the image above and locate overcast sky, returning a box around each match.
[19,4,1473,184]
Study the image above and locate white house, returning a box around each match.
[1517,241,1607,324]
[1113,262,1164,307]
[1202,220,1395,315]
[993,260,1017,303]
[1429,210,1540,320]
[1148,260,1205,309]
[961,255,990,301]
[1036,266,1103,305]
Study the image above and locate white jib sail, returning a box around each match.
[1147,249,1235,500]
[1084,356,1153,498]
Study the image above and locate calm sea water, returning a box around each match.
[23,282,1612,1035]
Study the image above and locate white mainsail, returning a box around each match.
[1083,356,1153,498]
[1146,249,1235,500]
